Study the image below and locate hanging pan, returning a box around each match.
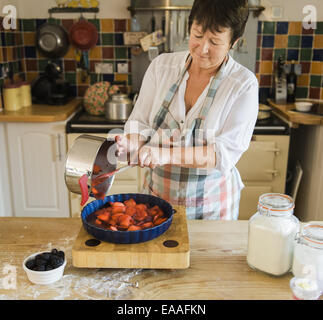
[69,18,98,51]
[36,22,70,59]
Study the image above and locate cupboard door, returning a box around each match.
[6,123,69,217]
[238,185,273,220]
[0,124,13,217]
[237,141,279,181]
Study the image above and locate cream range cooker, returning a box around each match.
[66,107,291,219]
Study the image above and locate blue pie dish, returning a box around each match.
[81,193,176,244]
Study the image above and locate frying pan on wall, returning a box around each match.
[36,22,70,59]
[69,18,98,51]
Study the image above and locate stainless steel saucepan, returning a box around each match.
[64,134,130,205]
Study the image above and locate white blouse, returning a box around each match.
[124,50,259,177]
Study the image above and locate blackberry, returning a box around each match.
[41,252,51,261]
[25,259,36,270]
[35,256,47,267]
[49,255,64,269]
[35,253,43,260]
[34,265,46,271]
[51,249,58,255]
[57,251,65,260]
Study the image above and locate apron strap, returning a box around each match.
[189,57,228,145]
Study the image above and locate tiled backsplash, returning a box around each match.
[0,18,132,97]
[256,21,323,102]
[1,18,323,102]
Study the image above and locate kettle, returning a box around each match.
[104,92,133,123]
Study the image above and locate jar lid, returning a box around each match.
[302,223,323,245]
[258,193,295,214]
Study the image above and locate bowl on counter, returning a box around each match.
[295,102,313,112]
[81,193,175,244]
[22,250,66,285]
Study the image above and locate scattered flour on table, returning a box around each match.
[0,236,178,300]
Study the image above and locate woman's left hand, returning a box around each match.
[138,145,171,169]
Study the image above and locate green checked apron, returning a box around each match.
[142,55,242,220]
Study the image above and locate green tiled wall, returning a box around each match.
[256,21,323,102]
[0,17,132,97]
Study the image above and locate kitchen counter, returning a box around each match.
[0,208,300,300]
[0,98,82,123]
[267,99,323,126]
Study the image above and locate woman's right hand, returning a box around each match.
[115,134,147,165]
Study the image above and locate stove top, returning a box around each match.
[254,114,290,135]
[66,108,126,133]
[67,108,290,135]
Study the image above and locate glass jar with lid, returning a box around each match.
[292,222,323,290]
[247,193,300,276]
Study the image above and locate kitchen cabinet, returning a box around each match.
[290,124,323,222]
[67,133,145,217]
[0,124,13,217]
[237,134,290,220]
[4,121,70,217]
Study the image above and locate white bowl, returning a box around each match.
[23,251,66,285]
[295,102,313,112]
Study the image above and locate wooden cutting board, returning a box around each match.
[72,205,190,269]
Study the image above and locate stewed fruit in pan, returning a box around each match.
[86,198,168,231]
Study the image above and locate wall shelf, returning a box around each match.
[48,7,99,14]
[127,5,265,18]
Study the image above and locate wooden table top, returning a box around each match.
[267,99,323,126]
[0,212,302,300]
[0,98,82,123]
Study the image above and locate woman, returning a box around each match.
[116,0,258,220]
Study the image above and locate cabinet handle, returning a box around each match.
[266,169,279,177]
[56,134,62,161]
[266,148,280,155]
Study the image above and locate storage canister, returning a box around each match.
[19,82,32,107]
[3,84,22,111]
[247,193,300,276]
[292,222,323,290]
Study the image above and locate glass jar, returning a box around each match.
[292,222,323,290]
[290,277,322,300]
[247,193,300,276]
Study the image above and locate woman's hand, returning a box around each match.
[115,134,146,164]
[138,145,171,169]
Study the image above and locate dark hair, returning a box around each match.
[188,0,249,47]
